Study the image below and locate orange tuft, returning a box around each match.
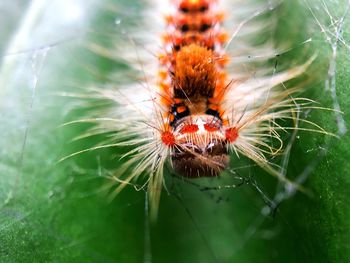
[207,104,219,111]
[165,15,173,24]
[174,98,183,104]
[225,127,239,143]
[158,53,169,65]
[215,12,225,22]
[174,44,216,99]
[218,32,228,44]
[177,105,187,113]
[159,82,170,92]
[161,131,175,146]
[158,70,168,80]
[217,54,230,67]
[180,124,199,134]
[168,114,175,123]
[204,123,219,132]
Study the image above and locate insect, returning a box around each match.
[62,0,330,219]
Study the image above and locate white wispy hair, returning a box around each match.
[59,0,334,219]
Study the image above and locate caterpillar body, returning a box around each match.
[159,0,231,178]
[65,0,328,219]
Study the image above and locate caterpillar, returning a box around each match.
[62,0,331,220]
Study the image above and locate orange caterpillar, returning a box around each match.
[65,0,328,219]
[159,0,232,178]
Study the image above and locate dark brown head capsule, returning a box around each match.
[171,115,229,177]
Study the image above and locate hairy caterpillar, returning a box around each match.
[61,0,332,220]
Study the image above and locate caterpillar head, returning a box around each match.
[169,115,230,178]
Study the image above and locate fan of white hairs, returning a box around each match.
[60,0,335,220]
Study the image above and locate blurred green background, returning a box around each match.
[0,0,349,262]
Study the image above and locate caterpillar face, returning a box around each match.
[170,115,229,177]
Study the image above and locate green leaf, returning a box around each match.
[0,0,349,262]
